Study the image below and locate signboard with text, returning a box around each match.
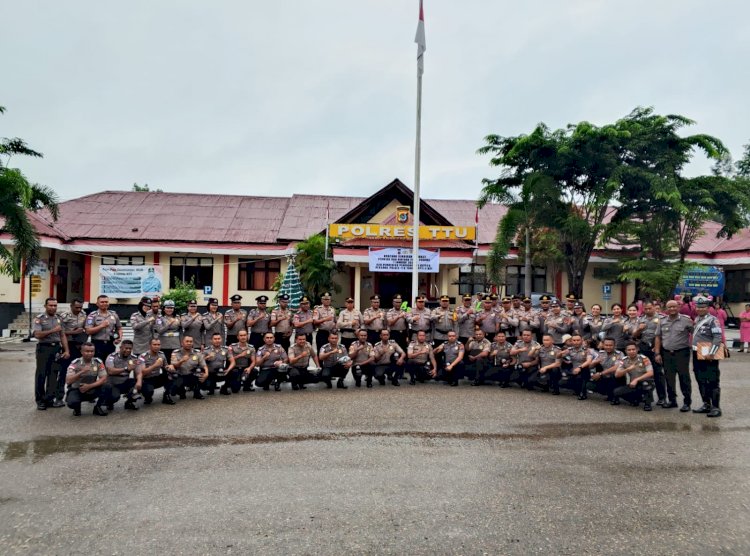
[330,223,475,241]
[100,265,164,297]
[674,266,725,297]
[368,248,439,273]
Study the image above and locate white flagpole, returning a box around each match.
[412,0,426,305]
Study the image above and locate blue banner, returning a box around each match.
[674,266,725,297]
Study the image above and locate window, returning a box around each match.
[238,258,280,290]
[504,265,547,296]
[725,269,750,303]
[458,264,487,295]
[101,255,145,265]
[170,257,214,289]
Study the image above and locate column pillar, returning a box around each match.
[354,265,362,310]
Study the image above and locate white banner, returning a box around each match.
[368,248,439,273]
[100,265,164,297]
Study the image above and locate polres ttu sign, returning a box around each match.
[329,223,475,241]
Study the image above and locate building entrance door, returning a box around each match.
[374,273,413,304]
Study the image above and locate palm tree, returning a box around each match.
[1,106,60,276]
[295,234,340,304]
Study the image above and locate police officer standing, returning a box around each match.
[271,294,294,351]
[33,297,70,410]
[180,300,203,347]
[293,296,315,344]
[202,298,224,347]
[431,295,456,355]
[691,296,724,417]
[475,295,498,340]
[247,295,271,348]
[129,297,156,355]
[637,301,665,405]
[386,294,409,352]
[313,292,337,350]
[363,295,386,346]
[224,294,247,346]
[657,299,694,411]
[336,297,362,350]
[455,294,476,345]
[85,295,122,362]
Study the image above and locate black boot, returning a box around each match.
[162,393,176,405]
[337,379,348,389]
[220,385,231,395]
[693,403,711,414]
[193,388,205,400]
[708,388,722,417]
[124,399,138,410]
[325,379,333,389]
[71,404,82,416]
[93,405,108,416]
[274,380,281,391]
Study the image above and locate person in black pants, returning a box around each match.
[32,298,70,410]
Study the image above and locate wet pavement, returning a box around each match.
[1,342,749,554]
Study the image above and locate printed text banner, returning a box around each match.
[100,265,164,297]
[369,248,439,273]
[330,224,475,241]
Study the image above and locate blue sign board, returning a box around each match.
[602,284,612,295]
[674,266,725,297]
[203,286,213,295]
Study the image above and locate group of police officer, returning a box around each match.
[32,289,724,418]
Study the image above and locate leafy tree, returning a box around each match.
[161,277,197,314]
[0,106,60,276]
[295,235,339,303]
[132,182,163,192]
[736,141,750,178]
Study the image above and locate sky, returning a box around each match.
[1,0,748,202]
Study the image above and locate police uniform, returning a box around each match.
[511,338,541,389]
[169,348,208,400]
[497,297,519,344]
[582,314,604,341]
[589,348,624,401]
[637,312,665,403]
[224,294,248,345]
[612,353,655,409]
[465,336,492,385]
[255,343,289,391]
[155,312,181,361]
[85,309,121,361]
[535,295,553,343]
[293,297,315,344]
[180,307,204,347]
[659,311,694,409]
[535,344,561,393]
[247,296,270,348]
[363,295,387,346]
[516,299,539,339]
[57,307,88,404]
[438,339,464,386]
[136,349,168,404]
[65,355,108,416]
[349,338,375,387]
[475,299,498,338]
[313,293,337,351]
[202,299,225,347]
[336,300,362,349]
[455,295,477,344]
[431,296,456,347]
[372,339,405,386]
[490,340,514,386]
[544,305,572,346]
[33,311,67,409]
[288,341,318,390]
[130,306,156,355]
[231,342,257,392]
[386,295,409,351]
[601,316,627,351]
[271,295,294,351]
[407,296,433,341]
[201,344,234,394]
[319,342,351,388]
[559,344,592,398]
[104,350,140,409]
[406,338,435,384]
[691,298,723,417]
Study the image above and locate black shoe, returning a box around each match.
[707,408,722,418]
[299,384,307,390]
[355,380,361,388]
[471,380,480,386]
[73,408,81,416]
[662,401,678,409]
[656,398,666,406]
[450,381,458,387]
[263,385,270,391]
[292,384,300,391]
[693,403,711,414]
[366,380,372,388]
[107,404,114,411]
[124,400,138,411]
[193,392,205,400]
[680,404,691,412]
[37,402,47,411]
[325,380,333,389]
[500,382,510,388]
[144,397,153,405]
[409,378,416,386]
[392,379,400,387]
[274,382,281,392]
[178,393,187,400]
[93,405,108,416]
[337,380,348,389]
[162,394,176,405]
[610,399,620,406]
[644,404,652,411]
[206,390,215,396]
[220,388,231,395]
[577,393,587,400]
[242,386,255,392]
[52,399,65,408]
[552,390,560,396]
[378,377,386,386]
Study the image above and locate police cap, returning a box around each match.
[230,294,242,302]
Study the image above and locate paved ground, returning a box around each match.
[0,342,748,555]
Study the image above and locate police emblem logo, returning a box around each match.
[396,205,410,223]
[192,356,198,361]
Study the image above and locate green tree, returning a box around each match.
[0,106,60,276]
[132,182,163,192]
[736,141,750,178]
[161,277,197,314]
[295,235,339,303]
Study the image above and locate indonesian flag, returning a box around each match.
[414,0,426,75]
